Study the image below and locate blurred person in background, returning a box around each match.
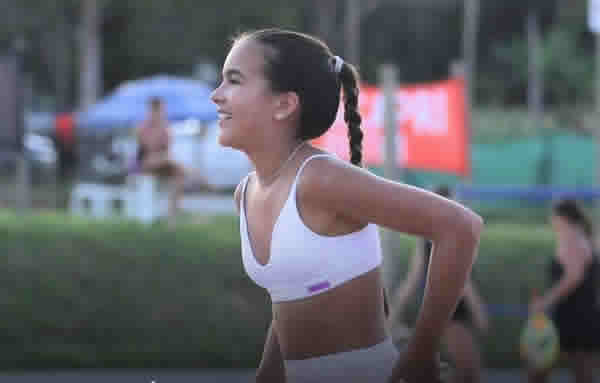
[136,97,187,226]
[528,198,600,383]
[55,112,77,181]
[388,185,489,383]
[210,28,483,383]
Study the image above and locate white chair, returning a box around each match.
[124,174,170,224]
[70,183,126,219]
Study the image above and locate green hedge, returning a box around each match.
[386,223,555,368]
[0,211,271,369]
[0,210,555,369]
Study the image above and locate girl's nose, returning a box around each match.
[210,84,224,104]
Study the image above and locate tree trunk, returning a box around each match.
[54,9,72,112]
[79,0,102,110]
[459,0,479,183]
[344,0,361,67]
[527,10,543,123]
[556,0,586,25]
[462,0,479,108]
[527,10,550,185]
[314,0,338,49]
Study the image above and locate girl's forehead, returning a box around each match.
[224,39,266,75]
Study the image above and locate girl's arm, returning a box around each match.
[463,279,489,333]
[388,240,426,326]
[298,157,483,383]
[255,321,285,383]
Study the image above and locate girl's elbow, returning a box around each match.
[469,211,484,239]
[433,208,483,246]
[458,209,484,245]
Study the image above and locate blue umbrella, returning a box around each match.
[76,75,218,131]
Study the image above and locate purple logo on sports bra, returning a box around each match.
[307,281,330,293]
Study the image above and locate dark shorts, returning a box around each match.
[552,307,600,352]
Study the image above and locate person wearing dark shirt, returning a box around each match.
[389,185,489,383]
[528,198,600,383]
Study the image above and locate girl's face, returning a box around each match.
[551,214,568,235]
[210,38,280,150]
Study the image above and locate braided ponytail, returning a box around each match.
[337,62,363,167]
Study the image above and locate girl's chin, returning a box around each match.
[217,130,241,150]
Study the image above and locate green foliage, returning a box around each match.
[389,223,555,368]
[0,0,76,38]
[3,0,595,110]
[102,0,306,91]
[0,210,562,369]
[0,211,270,369]
[489,25,593,106]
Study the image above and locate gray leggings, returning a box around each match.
[284,338,399,383]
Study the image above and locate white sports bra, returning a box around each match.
[239,154,382,303]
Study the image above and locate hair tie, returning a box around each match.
[331,55,344,74]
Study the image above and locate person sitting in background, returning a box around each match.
[388,185,489,383]
[135,97,187,226]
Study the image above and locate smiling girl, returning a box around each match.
[210,28,483,383]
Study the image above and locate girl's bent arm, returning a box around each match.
[299,157,483,381]
[388,240,426,326]
[255,321,285,383]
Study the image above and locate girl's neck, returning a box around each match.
[251,140,305,188]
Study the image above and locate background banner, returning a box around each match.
[313,77,470,177]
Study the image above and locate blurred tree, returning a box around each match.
[462,0,479,108]
[0,0,305,107]
[555,0,588,28]
[344,0,361,66]
[79,0,105,109]
[476,0,556,105]
[101,0,303,92]
[341,0,460,74]
[6,0,596,110]
[0,0,79,111]
[309,0,340,50]
[492,24,593,106]
[361,2,462,84]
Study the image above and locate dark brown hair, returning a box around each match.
[552,198,593,239]
[234,28,364,166]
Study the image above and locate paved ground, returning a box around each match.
[0,369,589,383]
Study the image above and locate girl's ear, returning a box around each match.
[274,91,299,121]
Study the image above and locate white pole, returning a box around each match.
[379,64,399,291]
[461,0,479,184]
[14,37,30,213]
[79,0,102,110]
